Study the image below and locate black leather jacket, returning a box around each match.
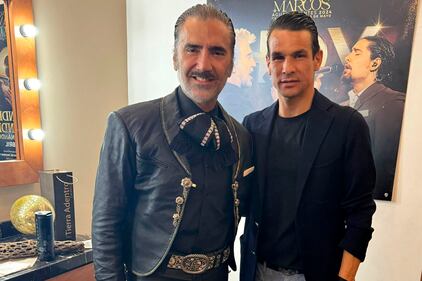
[92,89,254,281]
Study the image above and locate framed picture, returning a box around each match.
[210,0,419,200]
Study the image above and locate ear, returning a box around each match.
[173,51,178,71]
[313,49,323,71]
[370,57,382,72]
[266,55,271,75]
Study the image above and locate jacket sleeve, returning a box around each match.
[92,112,137,281]
[339,110,376,261]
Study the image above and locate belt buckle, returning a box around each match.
[181,254,210,274]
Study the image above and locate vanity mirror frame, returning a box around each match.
[0,0,42,187]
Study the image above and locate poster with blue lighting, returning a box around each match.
[210,0,419,200]
[0,1,16,161]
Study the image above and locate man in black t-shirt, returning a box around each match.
[240,12,376,281]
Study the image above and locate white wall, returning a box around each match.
[127,0,204,104]
[34,0,128,236]
[0,0,128,237]
[356,3,422,281]
[128,2,422,281]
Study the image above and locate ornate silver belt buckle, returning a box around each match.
[181,254,209,274]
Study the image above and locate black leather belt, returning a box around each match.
[167,246,230,274]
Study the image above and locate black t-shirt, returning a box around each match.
[257,110,309,271]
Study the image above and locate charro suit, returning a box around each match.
[92,88,253,281]
[240,91,376,281]
[353,82,405,200]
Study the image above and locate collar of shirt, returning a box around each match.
[348,83,373,108]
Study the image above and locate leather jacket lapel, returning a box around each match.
[219,102,241,180]
[161,90,192,176]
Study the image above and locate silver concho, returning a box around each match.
[234,199,240,206]
[181,177,193,188]
[175,196,184,205]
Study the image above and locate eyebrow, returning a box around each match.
[209,46,227,54]
[352,47,362,53]
[270,51,284,59]
[184,43,227,54]
[184,43,201,50]
[270,49,307,58]
[293,49,307,56]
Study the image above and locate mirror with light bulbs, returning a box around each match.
[0,0,43,187]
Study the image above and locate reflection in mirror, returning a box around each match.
[0,0,16,160]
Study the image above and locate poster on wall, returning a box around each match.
[0,1,16,161]
[210,0,419,201]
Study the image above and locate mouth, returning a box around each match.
[280,79,299,86]
[190,71,217,83]
[191,75,215,82]
[342,64,351,76]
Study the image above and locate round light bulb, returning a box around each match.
[23,78,41,91]
[19,24,38,38]
[27,129,45,141]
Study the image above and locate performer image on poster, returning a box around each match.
[240,12,376,281]
[342,36,405,200]
[0,2,16,161]
[92,4,254,281]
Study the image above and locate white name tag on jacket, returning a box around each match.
[243,166,255,177]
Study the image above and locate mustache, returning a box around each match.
[190,70,216,80]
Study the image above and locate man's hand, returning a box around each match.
[338,250,361,281]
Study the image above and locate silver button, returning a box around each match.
[232,181,239,190]
[234,199,240,206]
[175,196,184,204]
[180,177,193,188]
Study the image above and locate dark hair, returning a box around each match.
[362,36,396,82]
[267,12,320,57]
[174,4,235,55]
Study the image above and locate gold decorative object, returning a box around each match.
[10,195,55,235]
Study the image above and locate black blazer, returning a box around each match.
[92,88,254,281]
[240,91,376,281]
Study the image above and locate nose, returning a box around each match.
[282,57,294,74]
[196,50,212,71]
